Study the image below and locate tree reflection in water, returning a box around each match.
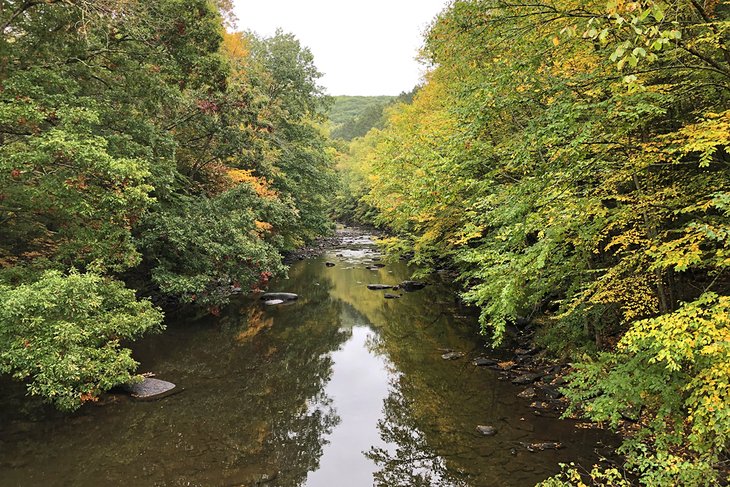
[367,377,469,487]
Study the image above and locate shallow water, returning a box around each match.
[0,229,614,486]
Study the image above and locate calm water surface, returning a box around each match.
[0,229,614,486]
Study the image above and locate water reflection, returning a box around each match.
[0,229,614,487]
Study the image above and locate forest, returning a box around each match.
[337,0,729,484]
[1,0,729,486]
[1,0,335,410]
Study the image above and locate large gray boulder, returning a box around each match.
[124,378,179,401]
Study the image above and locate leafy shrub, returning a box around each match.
[0,271,164,411]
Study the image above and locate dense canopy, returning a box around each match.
[1,0,335,410]
[338,0,730,484]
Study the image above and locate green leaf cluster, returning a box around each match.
[0,271,163,411]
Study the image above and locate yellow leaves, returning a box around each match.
[255,221,272,232]
[450,223,485,246]
[227,169,278,199]
[254,220,273,237]
[552,36,560,46]
[587,267,659,323]
[221,31,251,64]
[648,231,704,272]
[605,228,647,253]
[662,110,730,167]
[235,308,274,344]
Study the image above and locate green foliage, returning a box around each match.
[339,0,730,482]
[564,293,730,486]
[329,96,395,126]
[138,185,289,305]
[0,271,163,411]
[330,97,390,140]
[1,1,335,409]
[537,463,632,486]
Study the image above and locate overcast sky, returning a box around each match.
[232,0,448,96]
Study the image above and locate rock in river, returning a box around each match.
[260,292,298,302]
[512,372,543,385]
[442,351,465,360]
[325,262,336,267]
[384,293,401,299]
[367,284,394,290]
[521,441,563,452]
[473,357,498,367]
[264,299,285,306]
[400,280,427,292]
[476,425,498,436]
[124,378,179,401]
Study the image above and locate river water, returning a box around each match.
[0,228,614,486]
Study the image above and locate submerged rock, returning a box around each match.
[260,292,298,302]
[522,441,563,452]
[441,351,465,360]
[400,280,427,292]
[325,262,336,267]
[476,425,498,436]
[124,378,179,401]
[384,293,400,299]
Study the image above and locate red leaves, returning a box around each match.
[196,99,219,114]
[79,393,98,404]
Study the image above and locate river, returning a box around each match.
[0,227,615,486]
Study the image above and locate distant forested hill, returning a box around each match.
[328,96,395,140]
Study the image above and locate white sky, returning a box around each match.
[232,0,449,96]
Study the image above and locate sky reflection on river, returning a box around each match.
[0,228,615,487]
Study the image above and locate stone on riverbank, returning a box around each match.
[512,372,543,385]
[518,387,537,399]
